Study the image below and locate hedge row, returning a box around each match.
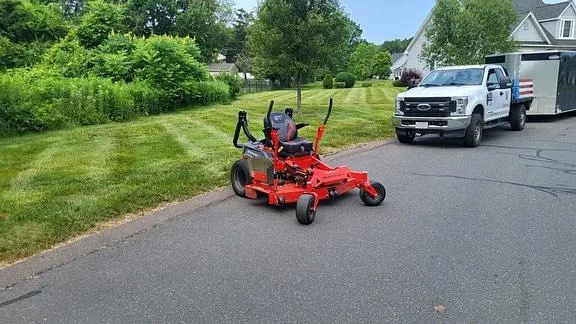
[0,34,240,135]
[0,69,229,135]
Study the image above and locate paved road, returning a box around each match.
[1,115,575,323]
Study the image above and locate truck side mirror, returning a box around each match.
[500,76,512,89]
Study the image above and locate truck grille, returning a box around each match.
[401,97,456,117]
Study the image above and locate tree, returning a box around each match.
[236,52,252,81]
[126,0,235,62]
[250,0,354,113]
[77,0,128,48]
[0,0,67,69]
[224,8,254,63]
[350,43,379,80]
[422,0,517,67]
[380,38,412,54]
[372,51,392,79]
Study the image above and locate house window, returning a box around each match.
[523,20,529,30]
[561,20,574,38]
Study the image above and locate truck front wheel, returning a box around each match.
[463,114,483,147]
[397,134,415,144]
[509,105,526,131]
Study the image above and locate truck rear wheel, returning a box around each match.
[463,114,483,148]
[509,105,526,131]
[397,134,415,144]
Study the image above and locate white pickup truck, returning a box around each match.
[392,64,534,147]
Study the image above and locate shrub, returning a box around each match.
[392,80,404,87]
[400,68,422,87]
[0,70,164,135]
[194,80,231,104]
[132,35,209,104]
[362,82,373,88]
[314,67,331,81]
[335,82,346,89]
[322,73,334,89]
[0,37,50,70]
[215,73,241,99]
[335,72,356,88]
[42,38,91,77]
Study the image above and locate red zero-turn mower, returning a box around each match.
[230,98,386,225]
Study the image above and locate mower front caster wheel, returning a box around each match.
[360,181,386,206]
[296,194,316,225]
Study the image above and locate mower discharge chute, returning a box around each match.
[231,98,386,225]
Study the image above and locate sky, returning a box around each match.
[234,0,571,44]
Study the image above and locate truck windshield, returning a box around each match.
[419,68,484,87]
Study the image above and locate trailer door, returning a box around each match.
[557,52,576,113]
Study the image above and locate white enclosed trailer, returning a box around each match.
[485,51,576,116]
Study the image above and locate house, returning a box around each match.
[391,53,406,79]
[395,0,576,77]
[208,63,239,77]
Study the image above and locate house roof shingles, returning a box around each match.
[542,27,576,46]
[532,1,571,21]
[511,0,545,13]
[391,53,403,64]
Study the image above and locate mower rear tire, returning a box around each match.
[231,159,251,198]
[296,194,316,225]
[360,181,386,206]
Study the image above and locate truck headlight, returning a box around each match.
[396,98,404,115]
[452,97,468,115]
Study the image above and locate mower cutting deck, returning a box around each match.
[231,98,386,225]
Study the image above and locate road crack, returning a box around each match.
[410,173,576,197]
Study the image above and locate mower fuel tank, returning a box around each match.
[243,142,274,185]
[243,142,273,160]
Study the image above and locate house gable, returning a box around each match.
[512,12,551,44]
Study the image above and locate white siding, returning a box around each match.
[404,27,431,76]
[513,17,546,42]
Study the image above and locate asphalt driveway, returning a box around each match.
[1,115,575,323]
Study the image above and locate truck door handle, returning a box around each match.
[499,91,504,95]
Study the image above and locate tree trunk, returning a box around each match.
[296,76,302,114]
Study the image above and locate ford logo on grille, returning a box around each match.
[417,104,431,111]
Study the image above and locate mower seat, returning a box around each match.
[264,113,313,156]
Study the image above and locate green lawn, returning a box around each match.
[0,81,404,264]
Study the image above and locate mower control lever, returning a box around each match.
[296,123,309,129]
[266,100,274,129]
[233,111,258,148]
[323,98,333,125]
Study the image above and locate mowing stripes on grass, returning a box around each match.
[0,80,403,264]
[158,121,207,161]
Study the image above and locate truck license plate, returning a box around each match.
[415,122,429,129]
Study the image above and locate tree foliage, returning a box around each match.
[372,51,392,79]
[250,0,354,112]
[350,43,380,80]
[422,0,517,67]
[380,38,412,54]
[76,0,128,48]
[126,0,234,63]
